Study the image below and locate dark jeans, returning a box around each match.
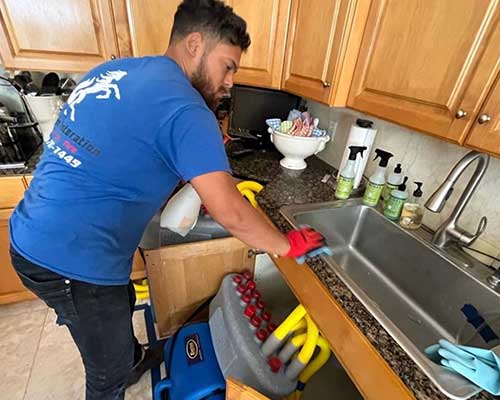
[10,246,142,400]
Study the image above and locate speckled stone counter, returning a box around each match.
[229,152,491,400]
[0,147,41,176]
[229,148,287,183]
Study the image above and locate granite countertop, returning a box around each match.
[229,151,490,400]
[0,147,41,177]
[3,143,491,398]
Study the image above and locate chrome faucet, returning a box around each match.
[425,151,489,248]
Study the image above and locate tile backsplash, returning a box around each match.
[308,102,500,260]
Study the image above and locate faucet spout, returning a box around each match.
[424,151,489,248]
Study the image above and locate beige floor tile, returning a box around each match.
[0,298,47,318]
[25,306,155,400]
[24,309,85,400]
[0,308,47,400]
[132,305,149,345]
[125,371,152,400]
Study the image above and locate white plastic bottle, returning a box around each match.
[363,149,394,207]
[335,145,367,200]
[160,183,201,236]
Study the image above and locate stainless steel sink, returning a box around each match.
[281,199,500,400]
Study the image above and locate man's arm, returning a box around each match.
[190,171,291,256]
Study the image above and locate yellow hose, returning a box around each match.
[290,319,307,335]
[136,291,149,300]
[286,335,331,399]
[297,314,319,365]
[290,333,306,348]
[236,181,264,193]
[240,188,259,208]
[274,304,307,341]
[133,279,149,300]
[298,336,331,383]
[237,181,263,209]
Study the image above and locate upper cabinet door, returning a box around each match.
[282,0,368,104]
[119,0,177,57]
[228,0,291,89]
[0,0,119,72]
[348,0,500,144]
[465,72,500,157]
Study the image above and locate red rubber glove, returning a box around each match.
[285,227,326,258]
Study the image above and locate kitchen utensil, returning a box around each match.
[24,95,63,140]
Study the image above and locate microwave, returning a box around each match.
[228,85,301,149]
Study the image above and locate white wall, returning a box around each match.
[308,102,500,262]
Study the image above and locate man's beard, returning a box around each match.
[191,55,226,111]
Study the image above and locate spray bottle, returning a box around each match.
[335,146,367,200]
[363,149,394,207]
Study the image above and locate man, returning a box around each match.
[9,0,326,399]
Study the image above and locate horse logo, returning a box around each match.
[64,70,128,122]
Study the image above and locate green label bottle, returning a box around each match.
[384,196,406,220]
[382,183,398,204]
[335,176,354,199]
[363,182,384,206]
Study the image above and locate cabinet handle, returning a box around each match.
[322,81,331,88]
[478,114,492,124]
[455,109,468,119]
[110,54,116,60]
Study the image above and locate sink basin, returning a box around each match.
[281,199,500,399]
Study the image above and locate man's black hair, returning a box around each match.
[170,0,251,51]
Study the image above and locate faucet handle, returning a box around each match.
[460,216,488,246]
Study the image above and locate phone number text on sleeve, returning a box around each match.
[46,139,82,168]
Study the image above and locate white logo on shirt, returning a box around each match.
[64,70,128,122]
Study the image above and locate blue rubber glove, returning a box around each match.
[295,246,333,264]
[425,339,500,395]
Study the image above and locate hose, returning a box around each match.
[297,314,319,365]
[133,279,149,300]
[298,336,331,383]
[237,181,264,209]
[236,181,264,193]
[261,305,307,357]
[240,188,259,208]
[275,305,307,341]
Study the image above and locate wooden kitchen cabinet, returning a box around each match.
[281,0,370,105]
[22,175,33,189]
[113,0,291,89]
[0,208,35,304]
[0,176,33,304]
[226,0,291,89]
[130,249,146,280]
[112,0,177,58]
[144,237,255,338]
[0,176,25,209]
[226,377,269,400]
[465,73,500,156]
[0,0,120,72]
[348,0,500,146]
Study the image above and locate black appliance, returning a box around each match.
[227,85,301,149]
[0,77,43,169]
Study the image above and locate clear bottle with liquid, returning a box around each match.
[400,182,424,230]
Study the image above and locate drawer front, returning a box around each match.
[0,176,25,209]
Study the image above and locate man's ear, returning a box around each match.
[185,32,204,58]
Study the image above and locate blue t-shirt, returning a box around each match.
[10,56,230,285]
